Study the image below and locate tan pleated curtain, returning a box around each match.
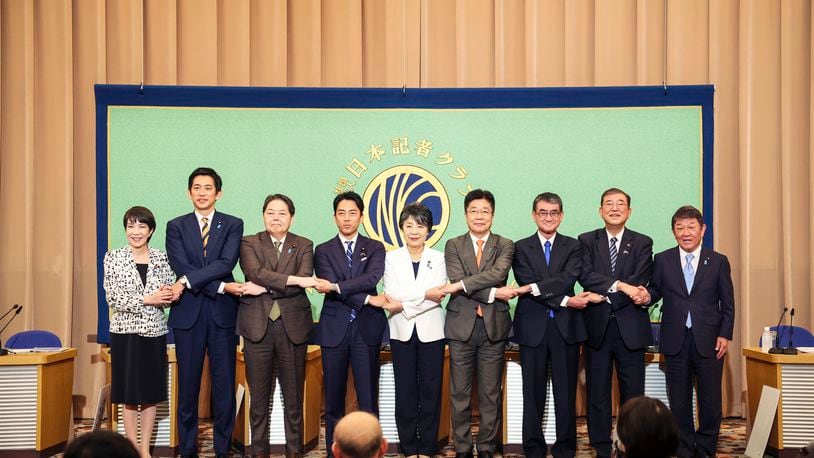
[1,0,812,420]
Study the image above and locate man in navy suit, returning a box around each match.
[645,205,734,458]
[511,192,604,458]
[578,188,652,458]
[313,191,386,458]
[166,167,244,458]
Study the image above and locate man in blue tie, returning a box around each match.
[313,191,386,457]
[578,188,653,458]
[645,205,734,458]
[511,192,604,458]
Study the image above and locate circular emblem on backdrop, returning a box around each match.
[362,165,450,251]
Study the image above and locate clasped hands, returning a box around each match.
[224,275,323,297]
[143,283,182,307]
[368,284,450,314]
[617,281,651,306]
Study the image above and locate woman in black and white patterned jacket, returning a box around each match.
[103,206,175,458]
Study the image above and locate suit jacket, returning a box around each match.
[314,234,386,347]
[382,246,448,343]
[444,232,515,342]
[578,227,653,350]
[237,231,314,344]
[647,246,735,358]
[104,246,175,337]
[166,211,243,330]
[512,232,586,346]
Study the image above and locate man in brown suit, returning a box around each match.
[441,189,516,458]
[238,194,318,458]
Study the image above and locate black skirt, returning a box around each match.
[110,333,168,405]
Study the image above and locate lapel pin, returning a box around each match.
[216,221,222,230]
[427,259,433,269]
[360,246,368,261]
[623,250,630,255]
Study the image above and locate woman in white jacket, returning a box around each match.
[369,203,448,458]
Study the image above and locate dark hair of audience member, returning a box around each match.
[63,430,140,458]
[616,396,679,458]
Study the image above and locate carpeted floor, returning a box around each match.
[69,416,746,457]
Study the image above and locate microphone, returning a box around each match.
[0,305,23,356]
[783,308,799,355]
[768,306,788,354]
[0,304,20,322]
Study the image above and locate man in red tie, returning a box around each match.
[441,189,515,458]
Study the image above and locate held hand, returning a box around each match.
[382,295,404,313]
[566,292,592,309]
[367,294,387,308]
[440,282,463,295]
[171,280,185,301]
[494,286,518,302]
[224,282,244,296]
[144,289,174,306]
[297,276,319,289]
[632,286,651,305]
[586,292,606,303]
[242,281,267,296]
[424,286,447,303]
[715,337,730,359]
[314,279,334,294]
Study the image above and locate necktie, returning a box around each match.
[476,239,484,317]
[544,240,551,266]
[201,217,210,257]
[684,253,695,328]
[345,241,356,321]
[269,241,282,321]
[609,237,618,276]
[545,240,554,319]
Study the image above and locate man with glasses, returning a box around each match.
[511,192,604,458]
[578,187,653,458]
[440,189,515,458]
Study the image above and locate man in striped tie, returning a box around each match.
[578,187,653,458]
[313,191,386,458]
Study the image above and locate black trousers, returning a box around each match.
[390,329,445,456]
[585,317,645,458]
[520,320,580,458]
[666,328,723,458]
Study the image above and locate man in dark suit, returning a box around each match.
[511,192,604,458]
[238,194,317,458]
[166,167,244,458]
[313,191,386,458]
[578,187,652,458]
[441,189,515,458]
[645,205,734,458]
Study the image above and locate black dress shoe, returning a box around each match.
[455,453,474,458]
[478,452,494,458]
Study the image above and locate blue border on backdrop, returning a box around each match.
[94,84,715,343]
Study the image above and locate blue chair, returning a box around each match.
[758,325,814,347]
[5,330,62,349]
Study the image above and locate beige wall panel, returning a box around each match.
[287,0,321,86]
[361,0,385,86]
[144,0,177,85]
[455,0,494,87]
[0,0,34,335]
[525,0,565,86]
[709,0,741,417]
[218,0,250,86]
[71,0,108,417]
[666,0,709,84]
[249,0,287,86]
[105,0,142,84]
[636,0,665,85]
[739,0,782,349]
[563,0,593,86]
[780,0,811,328]
[421,0,456,87]
[594,0,636,85]
[178,0,217,85]
[33,0,73,339]
[321,0,363,86]
[811,0,814,332]
[495,0,526,87]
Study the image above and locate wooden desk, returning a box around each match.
[102,347,178,456]
[0,349,77,457]
[233,346,323,454]
[743,347,814,455]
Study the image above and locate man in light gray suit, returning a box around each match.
[441,189,516,458]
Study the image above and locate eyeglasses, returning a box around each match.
[535,210,561,219]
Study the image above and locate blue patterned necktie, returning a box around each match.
[609,237,618,276]
[684,253,695,328]
[545,240,554,319]
[345,241,356,321]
